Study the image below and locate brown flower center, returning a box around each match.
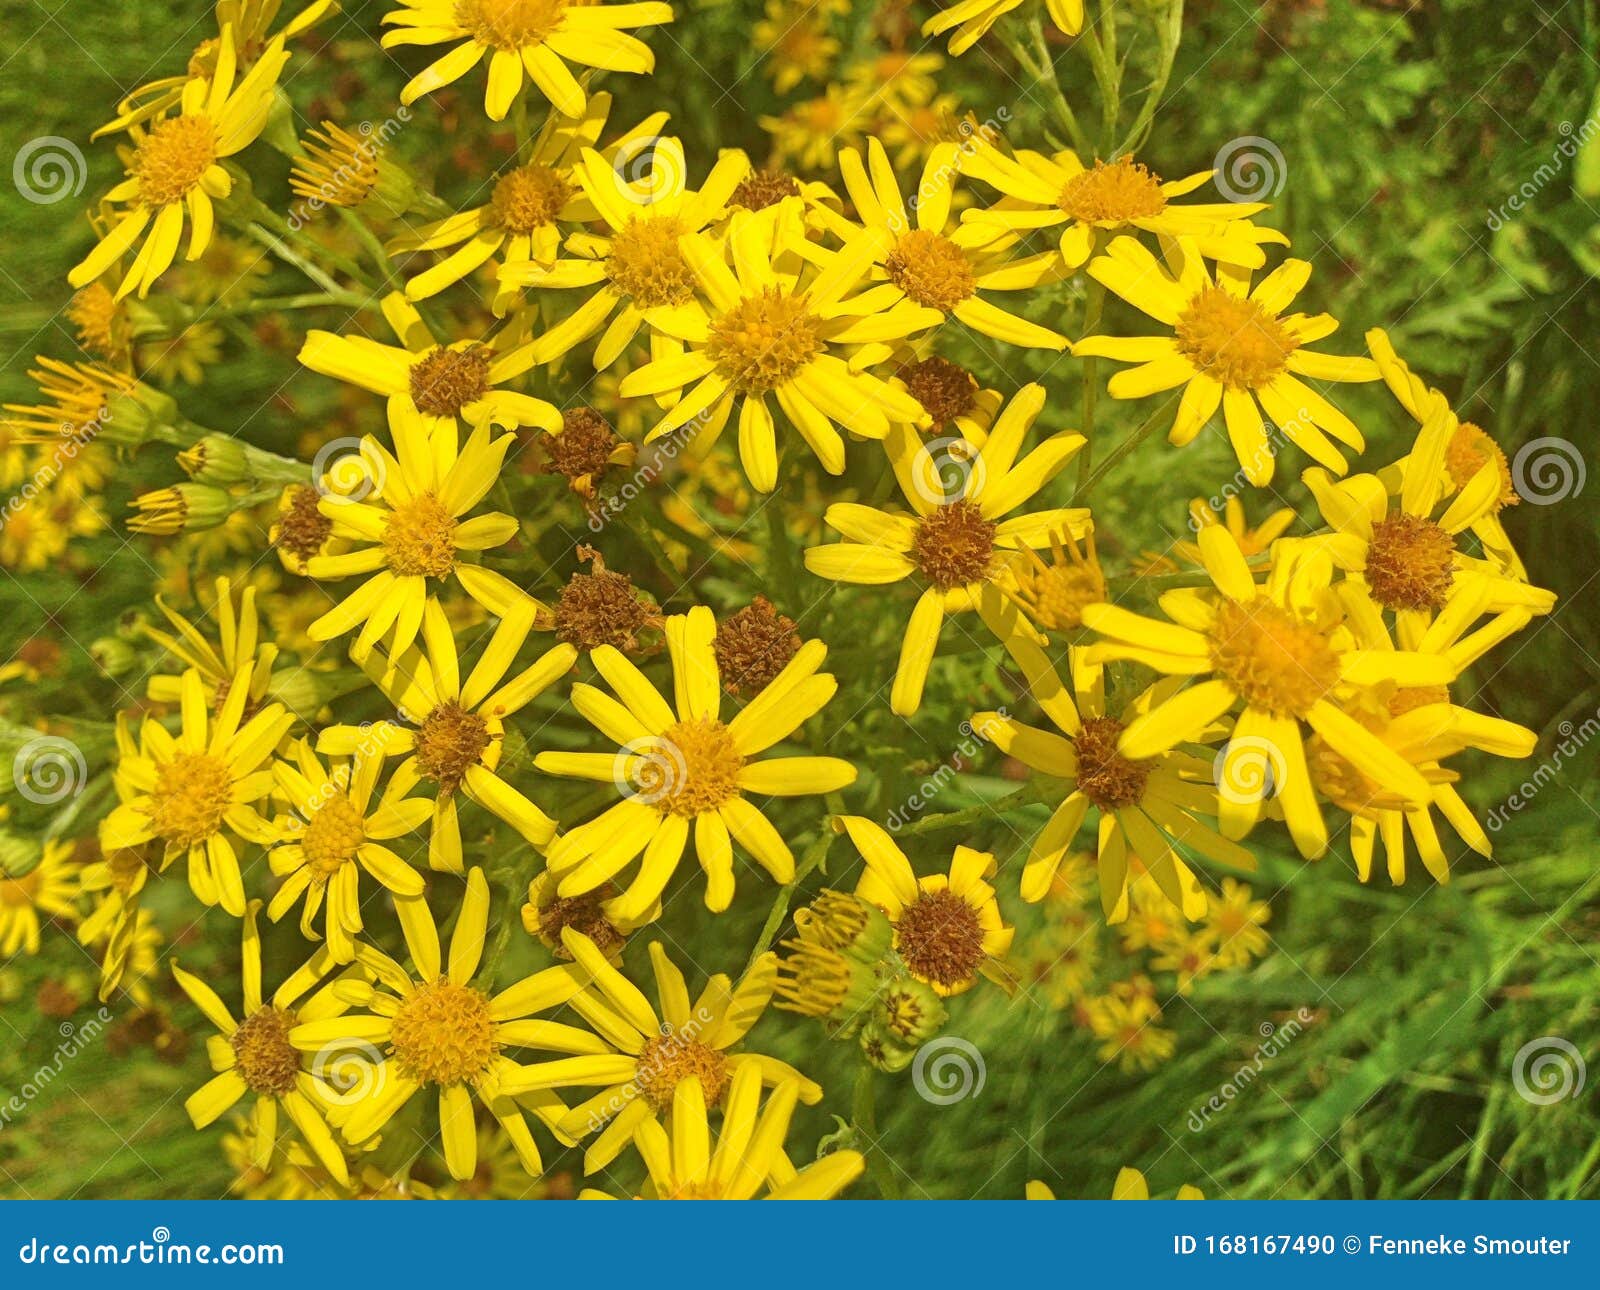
[1209,599,1340,719]
[634,1033,728,1112]
[275,484,333,564]
[1364,512,1455,611]
[414,702,491,793]
[913,500,995,590]
[1175,286,1298,390]
[409,346,492,418]
[542,407,621,485]
[381,492,459,578]
[705,288,822,394]
[898,356,978,429]
[885,229,977,313]
[133,115,218,206]
[1056,157,1168,223]
[390,977,499,1086]
[714,597,800,697]
[491,163,574,233]
[554,569,654,650]
[536,887,626,959]
[894,889,986,990]
[731,169,801,210]
[230,1007,301,1096]
[1073,715,1152,809]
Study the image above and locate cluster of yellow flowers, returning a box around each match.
[0,0,1553,1199]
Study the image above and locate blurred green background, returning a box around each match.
[1,0,1598,1200]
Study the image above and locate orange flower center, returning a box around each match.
[1447,422,1519,510]
[1364,512,1455,611]
[231,1007,302,1096]
[634,1033,729,1111]
[1057,157,1168,223]
[454,0,569,49]
[605,215,696,308]
[491,163,574,233]
[705,288,822,394]
[1209,598,1340,718]
[133,115,218,206]
[147,751,233,849]
[409,346,492,418]
[1073,715,1152,809]
[382,492,459,578]
[390,978,499,1086]
[913,500,995,590]
[886,229,977,313]
[634,718,743,817]
[414,701,492,793]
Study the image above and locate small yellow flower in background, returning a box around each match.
[924,0,1082,55]
[580,1068,865,1199]
[290,869,590,1181]
[78,843,158,1000]
[100,667,293,916]
[299,292,560,442]
[172,902,353,1188]
[380,0,675,120]
[266,739,432,961]
[973,637,1252,921]
[615,207,932,491]
[0,839,79,957]
[1172,494,1296,567]
[1085,981,1175,1072]
[505,930,822,1173]
[837,816,1014,997]
[754,0,843,93]
[1081,527,1460,859]
[69,27,292,299]
[803,383,1090,714]
[962,144,1284,272]
[1077,236,1378,485]
[535,605,855,916]
[144,576,278,713]
[391,93,667,303]
[2,357,136,448]
[320,599,576,871]
[1204,877,1271,968]
[760,86,866,173]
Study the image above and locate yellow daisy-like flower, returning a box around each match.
[302,422,531,662]
[973,637,1254,921]
[820,139,1070,352]
[265,739,432,962]
[506,929,823,1172]
[100,666,294,916]
[68,27,292,300]
[1076,236,1379,485]
[380,0,674,121]
[1086,984,1176,1072]
[0,840,79,957]
[1302,393,1556,627]
[535,605,855,916]
[754,0,842,93]
[579,1069,865,1199]
[1172,494,1296,567]
[837,816,1013,997]
[299,292,560,443]
[1081,528,1461,859]
[77,843,159,1000]
[144,576,278,713]
[497,140,749,369]
[961,144,1284,272]
[172,901,354,1187]
[803,384,1090,715]
[391,93,667,303]
[924,0,1082,55]
[1204,877,1271,968]
[615,207,933,491]
[290,868,590,1181]
[760,86,865,174]
[319,599,576,871]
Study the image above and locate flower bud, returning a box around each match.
[793,888,893,964]
[127,483,232,535]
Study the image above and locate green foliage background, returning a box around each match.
[1,0,1597,1199]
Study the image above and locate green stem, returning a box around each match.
[742,822,835,975]
[1074,391,1178,503]
[243,222,351,299]
[852,1063,901,1199]
[1003,17,1091,156]
[338,207,400,292]
[1075,277,1107,495]
[1118,0,1184,156]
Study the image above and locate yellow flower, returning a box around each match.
[803,384,1090,714]
[580,1069,864,1198]
[535,605,856,915]
[1172,494,1296,567]
[760,86,866,173]
[1085,987,1175,1072]
[0,840,79,957]
[1081,527,1460,859]
[172,901,354,1188]
[821,138,1070,351]
[290,868,591,1181]
[299,291,560,443]
[505,930,822,1172]
[69,27,293,299]
[380,0,674,121]
[843,49,946,118]
[265,739,432,962]
[839,816,1014,997]
[924,0,1082,55]
[100,667,293,915]
[77,842,159,1000]
[614,206,933,491]
[391,92,667,304]
[974,638,1252,921]
[319,599,576,871]
[302,422,531,661]
[962,145,1284,272]
[144,575,278,713]
[1204,877,1271,968]
[1026,1166,1203,1199]
[1076,236,1379,485]
[754,0,840,93]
